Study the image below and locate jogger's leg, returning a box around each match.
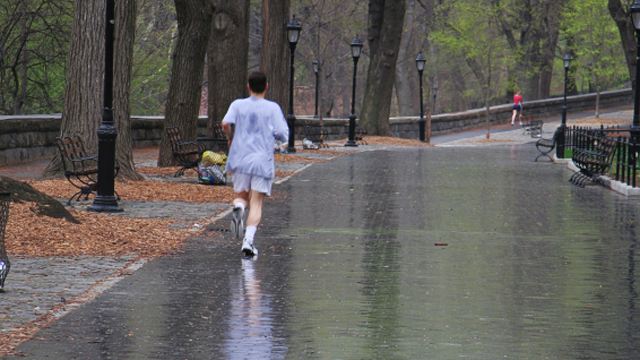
[233,191,249,209]
[231,191,249,240]
[241,190,265,257]
[246,190,265,227]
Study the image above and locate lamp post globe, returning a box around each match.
[345,36,363,147]
[286,16,301,153]
[313,60,319,119]
[415,52,426,142]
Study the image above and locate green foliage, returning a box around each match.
[562,0,628,92]
[0,0,72,115]
[130,0,177,115]
[432,0,511,107]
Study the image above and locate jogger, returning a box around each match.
[222,71,289,257]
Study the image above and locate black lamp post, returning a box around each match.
[415,52,426,142]
[286,16,301,154]
[557,54,571,159]
[313,60,320,119]
[89,0,122,213]
[631,1,640,141]
[345,36,363,147]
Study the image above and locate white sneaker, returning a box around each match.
[231,207,244,240]
[241,238,258,257]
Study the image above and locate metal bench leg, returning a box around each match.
[66,190,84,206]
[174,166,187,177]
[535,153,551,162]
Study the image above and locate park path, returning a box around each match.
[5,139,640,359]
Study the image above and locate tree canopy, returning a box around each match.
[5,0,632,134]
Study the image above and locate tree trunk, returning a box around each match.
[157,0,215,167]
[361,0,407,136]
[538,22,559,99]
[595,76,601,119]
[566,39,579,96]
[208,0,251,135]
[41,0,104,179]
[394,0,416,117]
[428,38,439,114]
[261,0,290,113]
[494,0,562,101]
[14,0,27,115]
[486,19,492,139]
[608,0,637,90]
[114,0,144,181]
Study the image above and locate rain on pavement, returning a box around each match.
[6,143,640,359]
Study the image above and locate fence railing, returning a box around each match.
[563,125,638,188]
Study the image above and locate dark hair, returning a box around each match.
[248,71,267,94]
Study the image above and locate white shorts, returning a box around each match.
[232,172,273,196]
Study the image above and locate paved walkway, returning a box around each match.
[1,108,638,359]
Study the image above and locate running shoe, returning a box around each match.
[241,238,258,257]
[231,207,244,240]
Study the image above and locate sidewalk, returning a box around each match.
[1,106,637,358]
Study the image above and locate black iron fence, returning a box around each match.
[562,125,638,188]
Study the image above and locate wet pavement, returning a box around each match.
[4,130,640,358]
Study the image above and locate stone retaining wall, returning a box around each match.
[0,88,633,165]
[388,88,633,139]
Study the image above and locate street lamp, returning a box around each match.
[345,35,363,147]
[286,15,301,153]
[415,52,426,142]
[313,60,320,119]
[89,0,122,213]
[557,54,571,158]
[630,1,640,141]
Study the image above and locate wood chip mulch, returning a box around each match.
[364,135,434,146]
[274,153,327,163]
[2,177,236,258]
[5,201,188,257]
[275,171,294,179]
[29,178,235,204]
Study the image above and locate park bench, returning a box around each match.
[196,121,230,156]
[521,117,543,138]
[535,127,562,162]
[303,123,329,149]
[166,126,209,177]
[55,135,121,206]
[569,130,618,187]
[0,192,10,291]
[344,123,368,145]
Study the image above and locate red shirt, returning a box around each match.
[513,94,523,105]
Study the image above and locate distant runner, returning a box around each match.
[221,70,289,257]
[511,90,523,126]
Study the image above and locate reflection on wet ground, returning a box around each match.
[8,144,640,359]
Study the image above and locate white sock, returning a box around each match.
[234,202,245,212]
[245,226,257,242]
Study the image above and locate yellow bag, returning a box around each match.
[201,151,227,167]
